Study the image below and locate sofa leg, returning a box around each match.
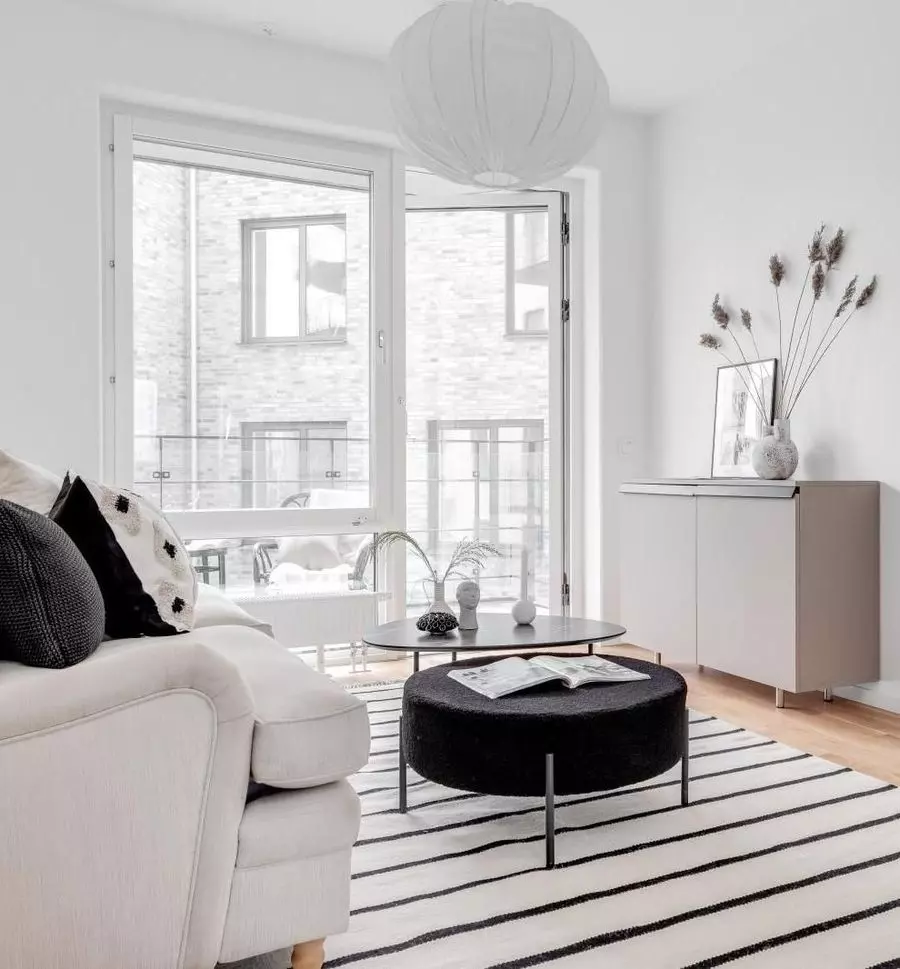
[292,938,325,969]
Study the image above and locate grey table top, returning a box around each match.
[362,615,627,653]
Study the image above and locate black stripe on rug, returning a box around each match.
[480,852,900,969]
[354,766,851,851]
[361,752,811,818]
[682,897,900,969]
[351,781,891,887]
[333,811,900,963]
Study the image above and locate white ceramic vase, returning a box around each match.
[512,547,536,626]
[751,418,799,480]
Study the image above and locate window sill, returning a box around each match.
[504,331,549,340]
[238,338,349,347]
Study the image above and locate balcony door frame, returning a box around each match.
[103,107,406,543]
[405,192,571,614]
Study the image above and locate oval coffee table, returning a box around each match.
[399,654,689,868]
[363,615,627,673]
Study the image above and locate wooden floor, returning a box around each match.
[333,644,900,786]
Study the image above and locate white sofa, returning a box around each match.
[0,589,370,969]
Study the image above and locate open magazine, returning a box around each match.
[448,655,651,700]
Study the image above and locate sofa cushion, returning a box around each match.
[194,583,274,638]
[197,625,370,788]
[0,450,63,514]
[236,780,360,869]
[0,500,104,668]
[49,475,197,639]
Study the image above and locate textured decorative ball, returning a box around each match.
[512,598,537,625]
[416,611,459,636]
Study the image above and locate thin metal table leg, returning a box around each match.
[545,753,555,869]
[413,651,420,674]
[588,643,594,655]
[398,715,407,814]
[681,709,690,807]
[653,651,662,665]
[451,651,457,662]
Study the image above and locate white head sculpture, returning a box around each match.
[456,579,480,630]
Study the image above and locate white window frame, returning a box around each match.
[105,109,406,545]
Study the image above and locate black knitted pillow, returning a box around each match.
[0,500,105,668]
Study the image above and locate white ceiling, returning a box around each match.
[86,0,857,112]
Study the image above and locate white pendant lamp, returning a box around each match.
[389,0,609,190]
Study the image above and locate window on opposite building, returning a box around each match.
[240,421,349,509]
[505,210,550,336]
[242,216,348,343]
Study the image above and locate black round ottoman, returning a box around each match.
[399,654,689,867]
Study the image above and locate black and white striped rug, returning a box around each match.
[326,681,900,969]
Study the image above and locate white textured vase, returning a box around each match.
[425,580,454,617]
[751,419,799,480]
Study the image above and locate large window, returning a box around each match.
[242,216,348,343]
[114,113,396,540]
[240,421,348,509]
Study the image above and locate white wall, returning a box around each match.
[580,118,653,621]
[651,10,900,709]
[0,0,653,617]
[0,0,391,477]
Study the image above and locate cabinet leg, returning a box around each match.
[823,686,834,703]
[775,688,785,709]
[698,664,705,673]
[653,651,662,665]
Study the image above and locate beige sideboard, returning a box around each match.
[619,479,880,707]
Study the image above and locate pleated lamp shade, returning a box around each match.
[389,0,610,190]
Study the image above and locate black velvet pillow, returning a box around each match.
[0,500,105,668]
[49,475,196,640]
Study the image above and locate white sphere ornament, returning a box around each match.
[512,598,537,626]
[389,0,610,190]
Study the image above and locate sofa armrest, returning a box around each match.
[0,640,255,969]
[199,626,370,788]
[0,638,253,742]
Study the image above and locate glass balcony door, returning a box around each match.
[405,194,568,616]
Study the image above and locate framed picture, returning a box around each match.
[710,358,777,478]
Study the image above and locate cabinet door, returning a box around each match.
[619,493,697,663]
[697,497,796,690]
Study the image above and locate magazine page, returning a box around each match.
[532,655,651,686]
[447,656,561,699]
